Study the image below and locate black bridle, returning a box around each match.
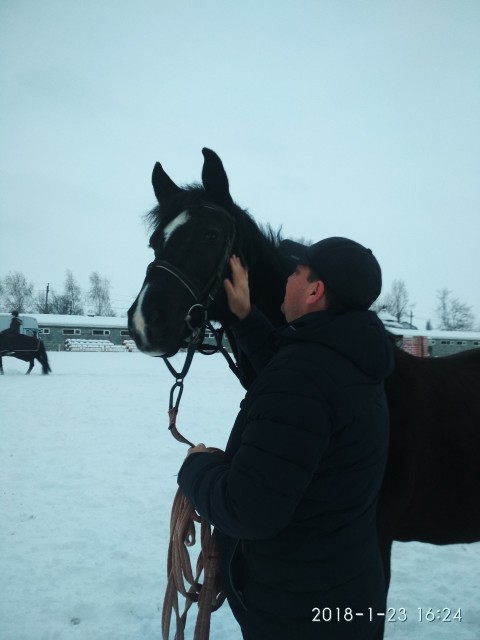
[147,203,236,344]
[147,203,242,446]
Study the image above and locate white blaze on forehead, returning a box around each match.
[163,210,190,244]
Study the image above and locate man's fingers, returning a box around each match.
[224,278,233,296]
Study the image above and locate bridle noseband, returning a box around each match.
[146,261,209,337]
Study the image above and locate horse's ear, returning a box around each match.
[201,148,234,209]
[152,162,181,204]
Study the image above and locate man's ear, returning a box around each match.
[306,280,326,307]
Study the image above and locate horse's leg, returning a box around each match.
[381,537,393,594]
[369,534,392,640]
[0,356,3,375]
[26,358,34,374]
[375,495,397,640]
[38,352,50,374]
[37,344,51,374]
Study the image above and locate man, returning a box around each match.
[178,237,393,639]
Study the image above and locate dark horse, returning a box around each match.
[0,333,51,374]
[128,149,480,616]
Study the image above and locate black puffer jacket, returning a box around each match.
[178,309,393,628]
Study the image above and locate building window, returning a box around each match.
[473,342,480,346]
[39,328,50,334]
[92,329,110,336]
[63,329,81,335]
[120,330,130,336]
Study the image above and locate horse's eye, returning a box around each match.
[203,230,219,241]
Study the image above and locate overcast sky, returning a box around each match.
[1,0,479,328]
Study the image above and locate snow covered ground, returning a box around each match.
[1,352,479,640]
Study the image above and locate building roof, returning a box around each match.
[377,309,403,328]
[387,327,480,341]
[31,313,128,329]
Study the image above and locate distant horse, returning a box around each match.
[128,149,480,604]
[0,334,51,374]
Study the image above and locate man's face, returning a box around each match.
[281,264,315,322]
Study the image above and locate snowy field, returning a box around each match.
[1,352,479,640]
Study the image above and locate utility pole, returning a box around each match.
[45,283,50,313]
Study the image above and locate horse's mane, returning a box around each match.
[231,203,286,276]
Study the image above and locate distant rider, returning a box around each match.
[0,310,22,350]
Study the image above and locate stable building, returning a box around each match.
[377,311,480,357]
[32,314,130,350]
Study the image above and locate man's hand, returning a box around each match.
[223,255,251,320]
[186,443,208,456]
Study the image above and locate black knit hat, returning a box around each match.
[279,237,382,310]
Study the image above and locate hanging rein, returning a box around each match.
[156,205,242,639]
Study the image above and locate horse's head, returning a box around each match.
[128,148,238,357]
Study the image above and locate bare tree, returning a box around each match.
[383,279,411,324]
[34,290,51,313]
[35,272,84,315]
[63,270,84,315]
[88,272,114,316]
[2,271,34,312]
[49,292,74,314]
[435,288,474,330]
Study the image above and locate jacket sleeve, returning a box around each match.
[230,306,278,374]
[177,361,332,540]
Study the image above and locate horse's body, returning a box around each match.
[128,149,480,614]
[378,346,480,589]
[0,334,51,374]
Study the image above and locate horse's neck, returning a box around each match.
[218,227,287,387]
[249,255,286,327]
[221,256,284,389]
[235,217,288,328]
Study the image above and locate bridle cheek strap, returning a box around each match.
[147,222,236,337]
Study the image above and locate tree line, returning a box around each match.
[371,279,477,331]
[0,270,477,331]
[0,270,115,316]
